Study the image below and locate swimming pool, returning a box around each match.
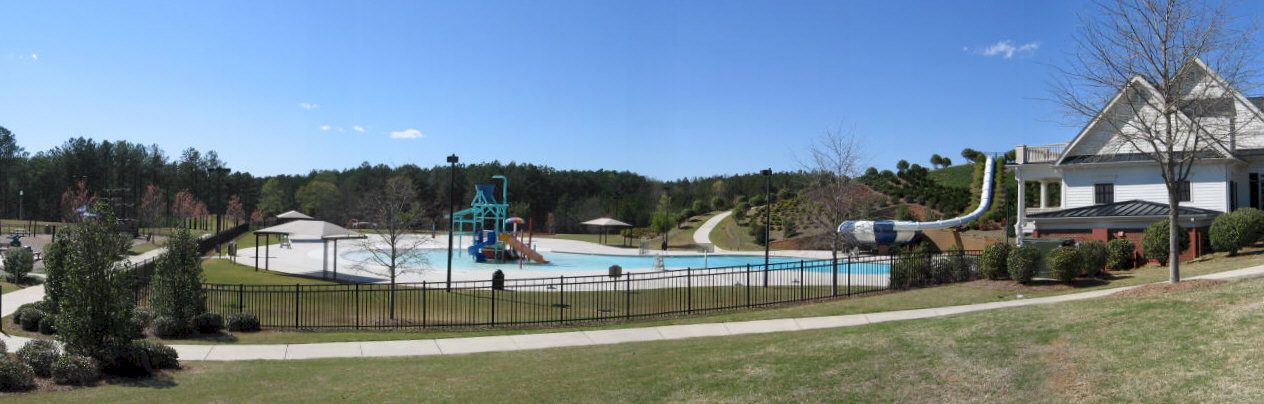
[340,249,867,272]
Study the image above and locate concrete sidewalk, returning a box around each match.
[6,263,1263,362]
[693,211,732,251]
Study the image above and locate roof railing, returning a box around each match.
[1015,143,1067,164]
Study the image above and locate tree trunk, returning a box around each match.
[1169,193,1181,283]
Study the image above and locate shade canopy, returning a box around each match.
[275,210,314,220]
[255,219,364,241]
[581,217,631,227]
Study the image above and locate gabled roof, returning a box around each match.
[255,219,364,240]
[1028,200,1221,219]
[276,210,314,220]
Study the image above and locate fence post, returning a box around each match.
[745,264,751,307]
[294,284,300,329]
[832,256,839,297]
[238,284,244,314]
[558,276,565,323]
[847,257,852,296]
[799,260,805,300]
[355,283,361,329]
[491,283,497,326]
[420,281,426,328]
[686,267,693,313]
[625,274,631,318]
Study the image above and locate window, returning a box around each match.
[1094,183,1114,204]
[1177,180,1191,202]
[1231,181,1239,211]
[1252,173,1260,209]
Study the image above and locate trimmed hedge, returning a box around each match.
[228,313,261,332]
[1106,239,1135,270]
[1079,240,1108,277]
[52,354,100,386]
[1143,220,1189,265]
[1047,246,1083,284]
[1007,245,1042,284]
[1210,208,1264,255]
[39,314,57,335]
[193,312,225,334]
[18,308,45,332]
[16,339,60,378]
[0,357,35,392]
[980,243,1010,280]
[153,315,192,338]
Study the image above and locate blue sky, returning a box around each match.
[3,1,1261,179]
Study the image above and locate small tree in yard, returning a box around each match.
[149,228,205,337]
[354,176,430,320]
[48,206,142,373]
[801,126,882,261]
[1055,0,1259,282]
[3,248,34,284]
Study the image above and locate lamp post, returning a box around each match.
[17,190,22,222]
[446,154,459,292]
[760,168,772,287]
[208,167,231,253]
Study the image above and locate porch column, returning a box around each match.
[1039,181,1049,209]
[1015,167,1026,246]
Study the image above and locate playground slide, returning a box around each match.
[499,233,548,264]
[837,155,997,246]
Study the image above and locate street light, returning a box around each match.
[760,168,772,287]
[17,190,23,222]
[446,154,459,292]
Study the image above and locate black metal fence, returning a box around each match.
[139,251,981,330]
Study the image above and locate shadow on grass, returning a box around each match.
[157,331,239,343]
[104,373,179,389]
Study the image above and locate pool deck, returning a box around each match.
[234,234,840,283]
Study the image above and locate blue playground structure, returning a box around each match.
[452,175,548,265]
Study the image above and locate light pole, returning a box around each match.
[446,154,459,292]
[760,168,772,287]
[208,167,231,253]
[17,190,22,222]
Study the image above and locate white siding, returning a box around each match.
[1060,162,1229,212]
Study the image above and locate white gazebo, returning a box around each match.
[253,219,365,279]
[581,217,632,245]
[275,210,314,221]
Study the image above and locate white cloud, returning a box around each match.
[390,128,425,139]
[319,125,332,131]
[299,102,320,110]
[353,125,366,133]
[969,40,1040,59]
[30,53,38,60]
[336,127,345,133]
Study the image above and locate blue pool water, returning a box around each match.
[342,249,890,274]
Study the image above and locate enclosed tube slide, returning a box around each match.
[837,155,996,246]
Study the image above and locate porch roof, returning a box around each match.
[1028,200,1221,219]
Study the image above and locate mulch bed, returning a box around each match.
[1113,279,1228,298]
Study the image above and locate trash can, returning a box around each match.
[492,270,506,291]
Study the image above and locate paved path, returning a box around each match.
[7,262,1263,362]
[693,211,732,251]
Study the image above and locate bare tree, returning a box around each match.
[801,126,879,260]
[1054,0,1258,282]
[354,176,431,319]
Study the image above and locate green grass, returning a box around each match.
[926,163,978,188]
[201,259,339,285]
[709,213,763,251]
[127,242,160,255]
[544,212,717,251]
[20,270,1264,401]
[0,281,21,294]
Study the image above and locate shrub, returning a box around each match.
[1143,220,1189,265]
[1047,246,1083,284]
[149,228,207,330]
[227,312,261,332]
[39,314,58,335]
[980,243,1010,280]
[17,339,61,378]
[943,246,975,282]
[2,248,34,284]
[138,341,179,370]
[1210,208,1264,255]
[1106,239,1136,270]
[1079,240,1108,277]
[711,196,727,211]
[49,215,139,371]
[0,357,36,392]
[193,312,225,334]
[1006,245,1043,284]
[0,339,6,354]
[104,341,153,377]
[52,355,100,386]
[19,308,45,332]
[153,315,192,338]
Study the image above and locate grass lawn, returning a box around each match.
[544,212,717,251]
[201,259,339,285]
[19,271,1264,401]
[127,242,160,255]
[0,281,22,294]
[710,213,763,251]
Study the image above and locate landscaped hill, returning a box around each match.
[926,163,977,189]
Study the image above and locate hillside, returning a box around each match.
[926,163,977,189]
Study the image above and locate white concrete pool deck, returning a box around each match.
[235,234,839,283]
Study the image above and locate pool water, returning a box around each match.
[341,249,858,272]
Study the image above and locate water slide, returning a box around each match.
[837,155,997,246]
[499,233,549,264]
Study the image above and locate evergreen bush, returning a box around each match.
[51,354,100,386]
[1007,245,1042,284]
[1047,246,1083,284]
[1106,239,1136,270]
[1078,240,1108,277]
[1143,220,1189,265]
[980,243,1010,280]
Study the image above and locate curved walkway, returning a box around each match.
[7,262,1263,361]
[693,210,732,251]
